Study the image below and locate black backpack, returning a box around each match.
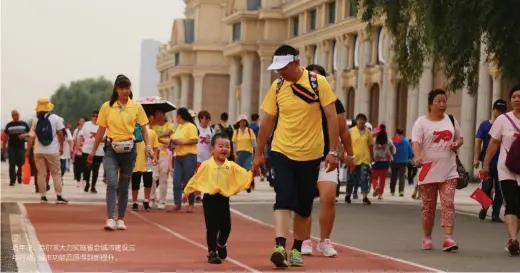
[35,114,54,146]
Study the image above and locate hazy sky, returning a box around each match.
[1,0,185,125]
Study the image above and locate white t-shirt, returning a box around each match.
[489,112,520,185]
[30,114,65,155]
[81,121,104,156]
[197,124,214,163]
[60,128,73,159]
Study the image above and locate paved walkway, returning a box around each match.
[1,163,494,217]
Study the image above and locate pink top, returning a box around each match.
[489,112,520,185]
[411,114,462,184]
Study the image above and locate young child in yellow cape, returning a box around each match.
[182,133,253,264]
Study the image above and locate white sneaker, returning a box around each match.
[157,203,166,209]
[104,219,116,231]
[317,239,338,257]
[301,239,313,255]
[116,219,127,230]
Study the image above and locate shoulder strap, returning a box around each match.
[448,115,456,141]
[308,70,319,96]
[273,76,285,134]
[504,113,520,133]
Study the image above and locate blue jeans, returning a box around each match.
[482,164,503,218]
[173,154,197,207]
[346,164,370,194]
[237,151,252,171]
[104,144,137,219]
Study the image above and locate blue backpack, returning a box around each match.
[35,114,54,146]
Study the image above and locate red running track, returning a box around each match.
[23,203,435,272]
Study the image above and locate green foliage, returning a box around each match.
[50,77,113,125]
[361,0,520,94]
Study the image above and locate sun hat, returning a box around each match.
[236,115,248,123]
[267,54,299,70]
[35,98,54,112]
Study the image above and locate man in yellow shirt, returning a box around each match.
[345,113,374,205]
[251,45,339,268]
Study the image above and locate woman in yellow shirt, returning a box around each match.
[183,133,253,264]
[232,115,256,171]
[88,74,153,231]
[170,107,199,212]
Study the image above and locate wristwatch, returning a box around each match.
[328,151,339,157]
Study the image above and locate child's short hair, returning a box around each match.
[211,133,230,146]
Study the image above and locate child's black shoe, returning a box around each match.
[217,245,227,260]
[208,251,222,264]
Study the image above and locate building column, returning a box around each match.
[258,55,272,117]
[228,58,239,123]
[192,72,205,113]
[180,74,189,108]
[417,60,434,116]
[240,52,255,119]
[406,86,419,137]
[355,29,371,115]
[459,88,477,177]
[492,73,502,103]
[381,64,394,134]
[172,77,180,107]
[335,35,346,100]
[476,42,492,126]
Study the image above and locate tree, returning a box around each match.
[50,77,113,125]
[361,0,520,94]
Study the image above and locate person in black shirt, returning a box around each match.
[300,65,355,257]
[2,110,30,186]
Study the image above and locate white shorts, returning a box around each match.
[317,161,338,184]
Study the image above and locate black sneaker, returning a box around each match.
[491,216,504,223]
[208,251,222,264]
[90,188,97,194]
[506,239,520,256]
[353,194,358,199]
[132,203,138,211]
[84,184,90,193]
[363,198,371,205]
[344,195,351,204]
[9,182,14,186]
[40,196,48,204]
[217,245,227,260]
[56,196,68,204]
[143,201,151,211]
[478,208,487,220]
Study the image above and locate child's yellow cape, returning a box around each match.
[183,157,253,197]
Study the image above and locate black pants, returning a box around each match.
[407,162,418,183]
[7,147,25,184]
[501,179,520,218]
[390,162,407,193]
[482,164,503,218]
[82,153,103,190]
[73,155,84,182]
[131,172,153,190]
[203,193,231,252]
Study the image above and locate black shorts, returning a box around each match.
[501,179,520,218]
[270,151,320,218]
[132,171,153,190]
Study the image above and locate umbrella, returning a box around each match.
[135,96,176,115]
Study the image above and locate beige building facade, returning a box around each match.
[157,0,516,176]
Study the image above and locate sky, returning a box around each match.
[1,0,186,126]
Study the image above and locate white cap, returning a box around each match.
[267,55,299,70]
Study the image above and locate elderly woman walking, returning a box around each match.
[411,89,463,251]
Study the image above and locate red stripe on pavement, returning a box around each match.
[23,204,243,272]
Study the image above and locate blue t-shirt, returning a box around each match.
[475,120,499,165]
[249,123,259,137]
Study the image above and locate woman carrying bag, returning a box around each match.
[88,74,153,231]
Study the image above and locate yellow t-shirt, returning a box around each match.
[232,128,256,154]
[97,99,149,142]
[350,126,374,166]
[261,68,337,161]
[172,122,198,156]
[183,157,253,197]
[151,122,175,155]
[133,130,160,173]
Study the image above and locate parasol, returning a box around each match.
[135,96,176,116]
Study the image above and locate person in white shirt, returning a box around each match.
[81,110,106,193]
[72,117,86,185]
[58,117,74,177]
[25,98,68,204]
[195,110,214,201]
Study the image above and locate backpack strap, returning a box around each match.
[504,113,520,133]
[308,70,319,96]
[272,76,285,134]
